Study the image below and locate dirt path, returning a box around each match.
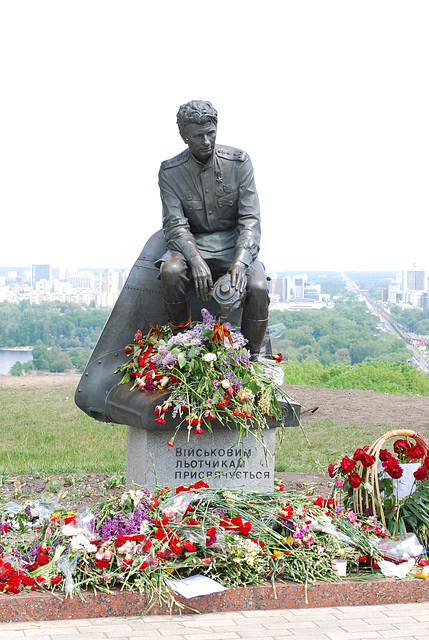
[285,384,429,432]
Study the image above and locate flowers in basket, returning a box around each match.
[328,436,429,542]
[115,309,291,446]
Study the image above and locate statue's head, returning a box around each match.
[176,100,218,140]
[176,101,218,164]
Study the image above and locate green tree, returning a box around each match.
[31,340,49,370]
[47,347,73,372]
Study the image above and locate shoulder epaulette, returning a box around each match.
[160,149,189,170]
[216,146,247,161]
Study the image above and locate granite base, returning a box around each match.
[1,578,429,623]
[126,425,276,491]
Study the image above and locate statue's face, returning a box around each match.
[185,121,217,163]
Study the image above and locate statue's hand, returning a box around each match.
[191,256,213,301]
[229,261,247,294]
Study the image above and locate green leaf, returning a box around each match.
[248,380,260,395]
[120,372,131,384]
[177,352,187,369]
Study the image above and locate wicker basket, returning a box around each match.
[353,429,429,529]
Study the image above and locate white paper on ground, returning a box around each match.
[379,558,415,578]
[165,574,227,598]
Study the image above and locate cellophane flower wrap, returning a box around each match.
[115,309,292,446]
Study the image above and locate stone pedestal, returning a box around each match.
[126,425,277,491]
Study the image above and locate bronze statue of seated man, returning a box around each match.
[156,100,269,360]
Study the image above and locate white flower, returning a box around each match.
[203,352,217,362]
[117,540,136,555]
[363,482,373,494]
[160,376,169,387]
[70,533,97,553]
[139,521,150,535]
[62,524,84,537]
[221,379,230,389]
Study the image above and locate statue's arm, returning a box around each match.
[158,169,201,263]
[229,155,261,291]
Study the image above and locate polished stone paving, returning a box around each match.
[2,603,429,640]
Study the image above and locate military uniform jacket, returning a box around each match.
[158,145,261,267]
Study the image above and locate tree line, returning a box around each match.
[0,300,109,349]
[269,301,412,365]
[2,298,426,375]
[1,301,110,374]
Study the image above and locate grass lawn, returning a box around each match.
[0,381,411,476]
[0,384,127,475]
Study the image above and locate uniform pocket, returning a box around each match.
[217,191,238,208]
[183,200,204,213]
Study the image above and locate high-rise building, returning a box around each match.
[401,267,428,304]
[268,274,288,301]
[101,268,117,295]
[403,269,427,291]
[32,264,52,287]
[118,268,130,290]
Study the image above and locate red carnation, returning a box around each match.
[379,449,392,462]
[170,541,183,555]
[414,466,429,482]
[314,496,327,507]
[394,439,411,454]
[96,559,110,570]
[407,443,426,460]
[385,464,403,479]
[37,554,50,567]
[328,463,337,478]
[361,453,376,468]
[341,456,355,473]
[348,473,363,489]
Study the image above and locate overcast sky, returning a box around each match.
[1,1,428,274]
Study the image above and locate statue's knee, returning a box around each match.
[248,276,269,299]
[161,256,187,284]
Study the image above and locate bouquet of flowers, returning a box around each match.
[328,431,429,542]
[0,481,390,604]
[115,309,292,447]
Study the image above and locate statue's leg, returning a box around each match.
[159,251,191,331]
[241,260,270,360]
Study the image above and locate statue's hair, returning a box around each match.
[176,100,218,138]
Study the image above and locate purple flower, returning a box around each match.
[95,496,152,542]
[24,505,33,521]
